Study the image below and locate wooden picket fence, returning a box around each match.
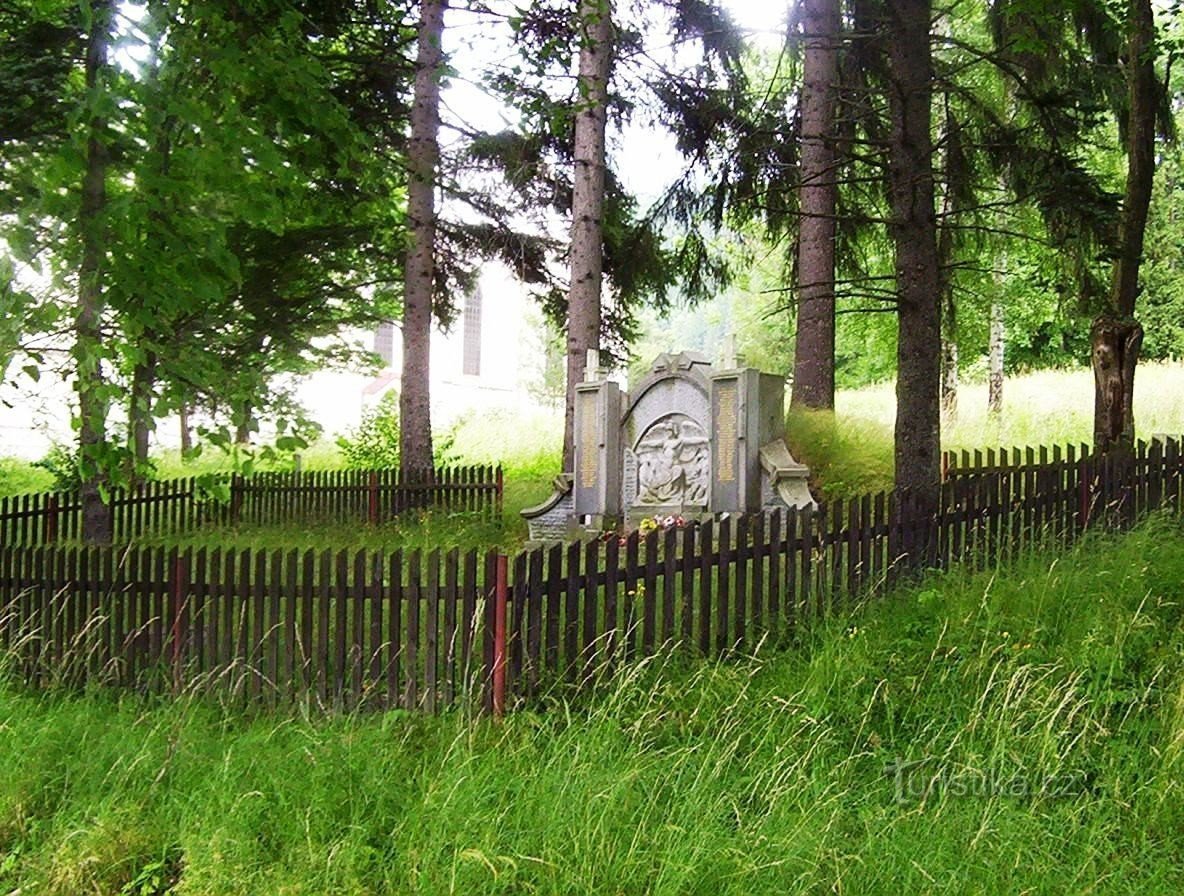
[0,465,503,547]
[0,440,1182,712]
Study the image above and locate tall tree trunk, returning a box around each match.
[791,0,840,410]
[179,403,193,454]
[1091,317,1142,450]
[562,0,613,470]
[988,300,1004,415]
[234,400,254,446]
[400,0,447,473]
[76,0,115,544]
[1093,0,1156,452]
[128,349,157,483]
[886,0,941,567]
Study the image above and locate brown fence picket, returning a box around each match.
[765,510,781,625]
[425,549,441,714]
[405,550,420,709]
[643,530,659,654]
[582,539,600,680]
[697,520,713,655]
[526,547,545,695]
[443,548,459,707]
[604,536,620,671]
[717,517,732,653]
[387,551,403,709]
[679,524,695,645]
[564,540,581,682]
[543,543,561,680]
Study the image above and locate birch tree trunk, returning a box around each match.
[400,0,448,473]
[791,0,840,410]
[562,0,613,469]
[988,300,1004,415]
[76,0,115,544]
[886,0,941,567]
[937,151,957,421]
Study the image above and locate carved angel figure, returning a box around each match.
[635,417,710,506]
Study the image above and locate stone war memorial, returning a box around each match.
[522,344,817,542]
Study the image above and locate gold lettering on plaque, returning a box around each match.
[717,382,738,483]
[579,393,599,489]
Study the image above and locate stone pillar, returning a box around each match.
[573,378,623,524]
[710,367,785,514]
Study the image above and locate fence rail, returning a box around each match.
[0,465,503,547]
[0,440,1182,712]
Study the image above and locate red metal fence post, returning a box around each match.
[492,553,508,719]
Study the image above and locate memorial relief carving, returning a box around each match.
[634,415,710,506]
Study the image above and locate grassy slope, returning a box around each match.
[789,361,1184,499]
[4,517,1184,894]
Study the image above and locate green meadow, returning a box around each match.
[2,516,1184,894]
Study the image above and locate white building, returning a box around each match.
[0,263,554,461]
[296,262,555,438]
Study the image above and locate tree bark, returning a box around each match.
[76,0,115,544]
[234,400,254,446]
[988,300,1004,415]
[886,0,941,567]
[1093,0,1156,451]
[400,0,448,473]
[791,0,840,410]
[1092,316,1142,451]
[562,0,613,470]
[179,403,193,454]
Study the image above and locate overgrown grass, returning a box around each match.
[3,517,1184,893]
[846,360,1184,448]
[789,360,1184,498]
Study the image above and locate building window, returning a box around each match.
[375,321,395,367]
[462,286,482,376]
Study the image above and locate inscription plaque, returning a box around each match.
[716,382,738,483]
[578,392,599,489]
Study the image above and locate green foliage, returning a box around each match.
[3,520,1184,892]
[335,392,400,471]
[1,0,414,498]
[30,443,80,492]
